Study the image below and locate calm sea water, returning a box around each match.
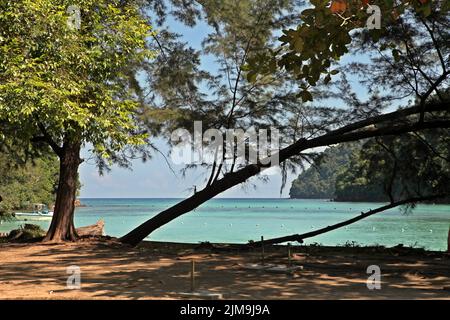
[1,198,449,251]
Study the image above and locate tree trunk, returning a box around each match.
[43,141,81,242]
[447,227,450,253]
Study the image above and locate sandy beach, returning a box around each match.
[0,239,449,300]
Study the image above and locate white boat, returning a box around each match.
[14,204,54,221]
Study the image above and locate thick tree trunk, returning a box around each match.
[120,102,449,246]
[43,141,81,242]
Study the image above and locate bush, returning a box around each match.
[7,224,46,241]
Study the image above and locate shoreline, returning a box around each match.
[0,239,449,300]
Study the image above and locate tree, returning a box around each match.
[119,0,449,245]
[0,0,154,241]
[248,193,449,247]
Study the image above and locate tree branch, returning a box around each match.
[36,121,63,157]
[420,17,447,75]
[247,193,449,247]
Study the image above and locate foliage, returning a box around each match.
[0,0,154,171]
[0,0,155,239]
[145,1,448,194]
[0,152,59,215]
[141,0,313,185]
[249,0,448,102]
[335,128,450,203]
[7,224,46,241]
[120,1,449,245]
[289,142,360,198]
[290,129,450,203]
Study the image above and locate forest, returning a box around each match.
[290,129,450,202]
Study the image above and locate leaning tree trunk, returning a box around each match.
[119,102,449,246]
[43,141,81,242]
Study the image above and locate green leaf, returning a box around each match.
[300,90,313,102]
[329,69,339,75]
[392,49,401,62]
[293,37,304,52]
[247,71,257,83]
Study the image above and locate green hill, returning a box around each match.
[290,131,450,202]
[289,143,360,199]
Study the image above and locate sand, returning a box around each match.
[0,239,449,300]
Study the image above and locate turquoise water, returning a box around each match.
[1,198,449,251]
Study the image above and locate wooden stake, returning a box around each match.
[447,227,450,253]
[261,236,265,265]
[190,260,195,292]
[287,243,292,267]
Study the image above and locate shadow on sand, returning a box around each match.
[0,240,449,299]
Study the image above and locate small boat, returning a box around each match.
[14,204,53,221]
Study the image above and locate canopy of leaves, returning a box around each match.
[141,0,317,182]
[250,0,448,102]
[140,1,448,191]
[0,0,154,170]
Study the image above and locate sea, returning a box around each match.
[1,198,449,251]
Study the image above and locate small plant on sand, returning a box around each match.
[341,241,361,248]
[0,213,15,223]
[407,242,426,251]
[7,224,46,241]
[309,242,323,247]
